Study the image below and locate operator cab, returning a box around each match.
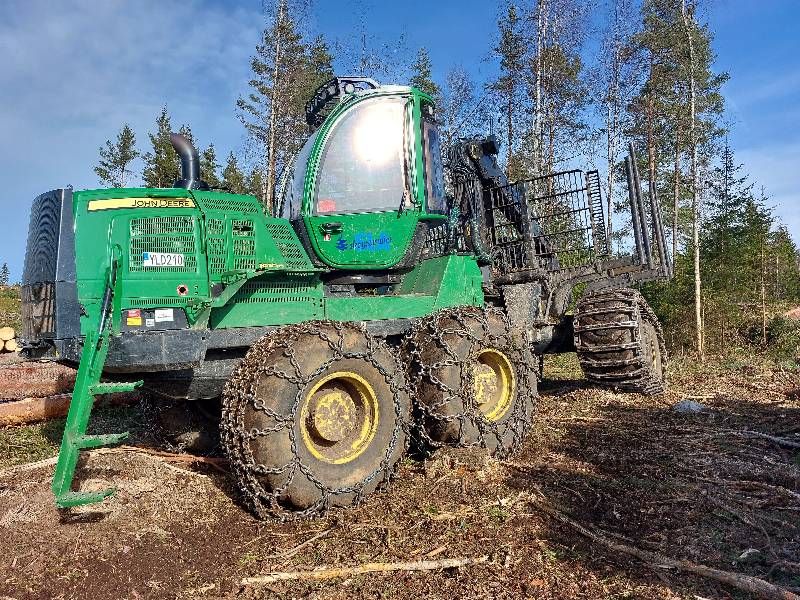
[280,77,447,270]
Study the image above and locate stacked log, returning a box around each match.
[0,327,19,353]
[0,359,141,426]
[0,360,77,400]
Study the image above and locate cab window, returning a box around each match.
[422,119,446,213]
[315,98,406,215]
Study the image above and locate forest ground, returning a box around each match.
[0,353,798,600]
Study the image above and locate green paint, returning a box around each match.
[46,81,485,509]
[52,252,142,508]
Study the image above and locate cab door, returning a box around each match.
[303,96,420,269]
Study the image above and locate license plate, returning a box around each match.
[142,252,185,267]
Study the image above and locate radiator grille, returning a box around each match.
[129,216,198,273]
[22,192,59,337]
[206,218,225,236]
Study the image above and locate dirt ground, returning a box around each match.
[0,354,798,600]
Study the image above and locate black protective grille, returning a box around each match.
[486,169,608,274]
[21,189,79,345]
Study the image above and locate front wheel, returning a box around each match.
[221,322,410,519]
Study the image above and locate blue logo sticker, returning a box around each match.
[335,232,392,252]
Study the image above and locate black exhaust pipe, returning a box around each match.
[170,132,209,191]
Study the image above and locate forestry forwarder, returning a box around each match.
[20,76,672,518]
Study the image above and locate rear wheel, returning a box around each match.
[221,322,410,519]
[573,288,666,394]
[409,306,537,457]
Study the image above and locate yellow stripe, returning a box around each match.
[87,197,195,211]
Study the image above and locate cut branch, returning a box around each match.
[529,495,799,600]
[241,555,489,586]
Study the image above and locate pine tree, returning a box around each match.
[492,2,526,178]
[142,106,180,188]
[200,144,221,189]
[237,0,312,213]
[246,168,267,209]
[409,47,440,102]
[768,224,800,302]
[302,35,334,102]
[94,124,139,187]
[222,152,246,194]
[0,263,9,286]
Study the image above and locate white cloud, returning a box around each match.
[737,142,800,239]
[0,0,263,279]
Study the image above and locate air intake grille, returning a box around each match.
[199,197,262,214]
[266,222,313,270]
[206,218,228,275]
[131,216,194,236]
[231,218,257,271]
[232,276,319,303]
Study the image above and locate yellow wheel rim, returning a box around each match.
[472,349,515,422]
[300,371,379,465]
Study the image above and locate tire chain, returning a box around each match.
[573,288,667,395]
[404,305,536,459]
[221,320,410,521]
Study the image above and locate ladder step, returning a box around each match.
[90,380,143,394]
[74,432,129,449]
[55,489,116,508]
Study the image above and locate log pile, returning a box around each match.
[0,326,18,353]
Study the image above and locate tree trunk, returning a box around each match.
[607,102,616,248]
[506,82,514,179]
[672,119,681,267]
[534,0,545,175]
[265,0,286,215]
[682,1,703,358]
[761,230,767,344]
[646,79,656,257]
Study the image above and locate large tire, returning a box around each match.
[221,322,410,519]
[573,288,666,395]
[409,306,537,457]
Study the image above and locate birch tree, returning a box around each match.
[439,65,481,150]
[681,0,704,356]
[595,0,642,243]
[238,0,332,213]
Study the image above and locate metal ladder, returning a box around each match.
[52,249,142,508]
[585,170,610,256]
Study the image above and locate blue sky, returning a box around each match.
[1,0,798,281]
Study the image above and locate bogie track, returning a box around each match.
[573,288,666,395]
[407,306,538,457]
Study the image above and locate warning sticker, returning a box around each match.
[126,309,142,327]
[154,308,174,323]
